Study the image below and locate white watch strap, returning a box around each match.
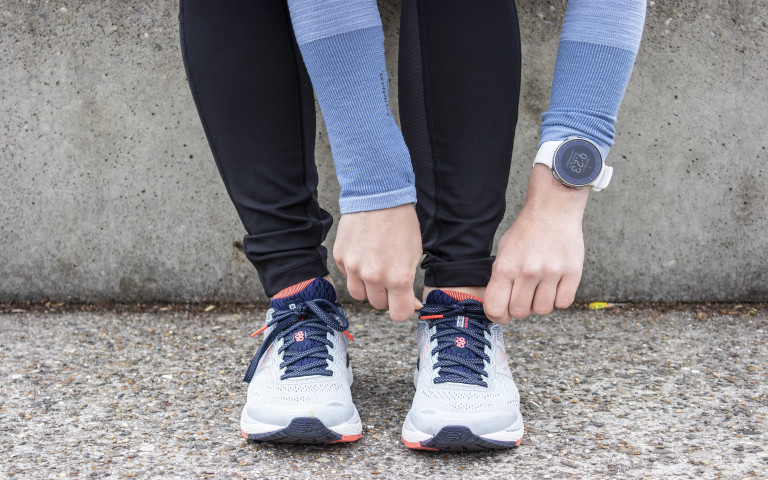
[592,165,613,192]
[532,141,562,168]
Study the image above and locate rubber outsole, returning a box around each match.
[404,426,523,452]
[242,417,360,444]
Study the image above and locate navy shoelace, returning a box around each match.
[243,299,350,383]
[419,302,493,387]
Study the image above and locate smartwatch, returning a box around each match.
[533,138,612,191]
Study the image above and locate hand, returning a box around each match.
[485,165,589,323]
[333,204,423,322]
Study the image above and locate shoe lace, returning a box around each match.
[419,302,492,387]
[243,299,351,383]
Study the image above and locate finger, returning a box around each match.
[485,274,513,324]
[365,283,389,310]
[531,278,559,315]
[336,260,347,278]
[508,276,536,319]
[346,274,367,301]
[554,269,582,309]
[387,288,419,322]
[332,248,347,277]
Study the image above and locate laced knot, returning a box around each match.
[243,299,350,383]
[419,301,492,387]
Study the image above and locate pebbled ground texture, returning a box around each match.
[1,303,767,479]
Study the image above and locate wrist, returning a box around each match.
[524,164,590,217]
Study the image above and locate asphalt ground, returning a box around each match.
[2,303,767,479]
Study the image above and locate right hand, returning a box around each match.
[484,165,589,323]
[333,204,423,322]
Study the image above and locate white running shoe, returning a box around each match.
[240,278,362,444]
[402,289,524,451]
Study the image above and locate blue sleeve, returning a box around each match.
[540,0,647,159]
[288,0,416,214]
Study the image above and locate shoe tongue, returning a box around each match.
[425,290,485,375]
[270,278,337,374]
[270,277,336,310]
[425,289,483,306]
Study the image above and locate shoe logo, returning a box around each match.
[294,331,305,342]
[456,316,468,328]
[455,337,466,348]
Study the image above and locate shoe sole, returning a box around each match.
[402,425,523,452]
[241,417,361,444]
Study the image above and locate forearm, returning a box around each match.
[540,0,646,159]
[486,1,644,320]
[287,0,416,214]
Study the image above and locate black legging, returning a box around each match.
[179,0,521,296]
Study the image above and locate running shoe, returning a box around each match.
[401,289,524,451]
[240,277,362,443]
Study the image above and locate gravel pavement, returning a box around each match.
[2,303,767,479]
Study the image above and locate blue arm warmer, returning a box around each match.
[287,0,416,214]
[540,0,647,159]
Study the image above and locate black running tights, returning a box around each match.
[179,0,521,296]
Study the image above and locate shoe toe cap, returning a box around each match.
[409,406,521,436]
[244,399,356,429]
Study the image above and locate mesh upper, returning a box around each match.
[242,279,356,428]
[416,377,520,413]
[406,294,523,433]
[259,376,348,405]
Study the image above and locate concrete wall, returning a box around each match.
[1,1,766,303]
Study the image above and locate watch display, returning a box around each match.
[552,138,603,188]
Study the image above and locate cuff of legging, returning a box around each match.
[338,186,417,214]
[258,257,330,298]
[422,257,495,288]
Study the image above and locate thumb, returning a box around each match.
[413,296,423,311]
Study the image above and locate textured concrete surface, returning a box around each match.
[2,303,767,479]
[1,1,767,302]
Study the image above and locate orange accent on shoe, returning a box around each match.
[343,330,354,341]
[419,315,444,320]
[515,438,524,446]
[442,289,484,303]
[241,430,248,439]
[401,438,439,451]
[250,325,269,337]
[331,434,362,443]
[273,278,315,299]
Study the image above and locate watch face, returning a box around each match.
[553,139,602,187]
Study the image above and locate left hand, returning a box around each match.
[484,165,590,323]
